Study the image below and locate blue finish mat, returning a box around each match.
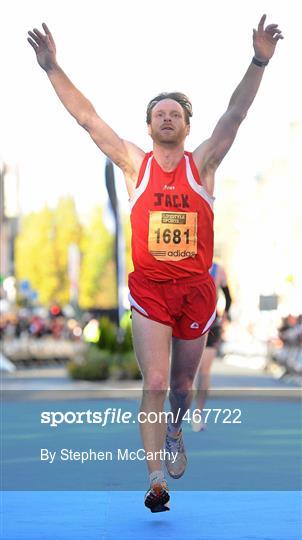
[2,490,301,540]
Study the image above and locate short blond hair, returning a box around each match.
[146,92,193,125]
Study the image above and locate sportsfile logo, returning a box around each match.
[40,408,182,428]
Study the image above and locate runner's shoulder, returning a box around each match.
[122,141,145,176]
[122,141,146,196]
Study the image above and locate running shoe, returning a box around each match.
[165,428,187,479]
[144,479,170,513]
[191,417,207,432]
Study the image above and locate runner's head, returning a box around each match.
[146,92,192,146]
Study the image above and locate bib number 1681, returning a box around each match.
[155,228,190,244]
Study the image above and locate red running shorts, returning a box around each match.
[128,271,216,340]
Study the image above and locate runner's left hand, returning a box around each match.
[253,14,284,62]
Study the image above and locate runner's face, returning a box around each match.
[148,99,190,145]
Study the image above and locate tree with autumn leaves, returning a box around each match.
[15,196,132,308]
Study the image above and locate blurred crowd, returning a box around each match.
[278,314,302,346]
[269,314,302,375]
[2,305,302,377]
[0,306,83,341]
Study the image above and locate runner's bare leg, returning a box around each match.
[131,310,172,473]
[194,346,216,412]
[169,334,207,430]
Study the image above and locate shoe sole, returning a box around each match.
[145,488,170,513]
[150,500,170,513]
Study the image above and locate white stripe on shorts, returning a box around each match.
[201,308,217,334]
[128,292,149,317]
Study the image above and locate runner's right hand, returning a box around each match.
[27,23,57,71]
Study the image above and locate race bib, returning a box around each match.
[148,211,198,261]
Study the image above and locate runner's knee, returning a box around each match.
[170,377,194,398]
[143,372,168,392]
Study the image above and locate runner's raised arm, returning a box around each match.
[27,23,144,178]
[193,14,284,195]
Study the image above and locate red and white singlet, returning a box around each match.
[129,151,214,281]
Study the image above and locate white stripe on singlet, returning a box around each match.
[129,156,153,211]
[184,154,215,210]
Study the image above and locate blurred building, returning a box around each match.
[214,121,302,333]
[0,163,20,303]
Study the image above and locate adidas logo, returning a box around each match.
[190,322,199,329]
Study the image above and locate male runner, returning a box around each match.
[28,15,283,512]
[191,262,232,432]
